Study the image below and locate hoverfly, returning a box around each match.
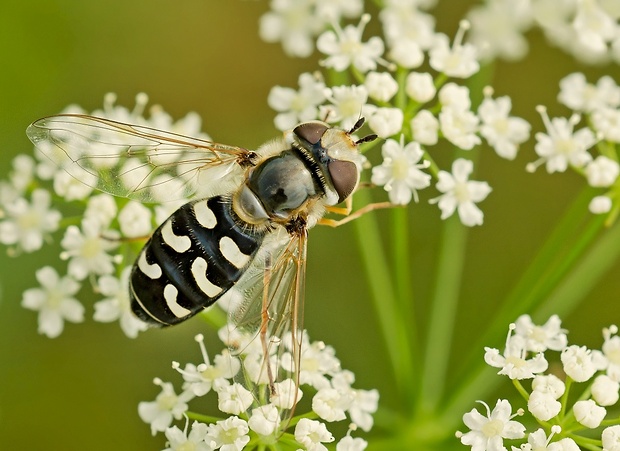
[26,113,379,428]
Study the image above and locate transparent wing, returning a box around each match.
[220,227,307,433]
[26,114,253,203]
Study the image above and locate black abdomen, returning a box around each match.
[130,195,265,326]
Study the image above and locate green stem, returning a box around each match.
[418,214,468,413]
[352,188,417,409]
[392,207,414,333]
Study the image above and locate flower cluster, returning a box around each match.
[139,329,377,450]
[527,73,620,219]
[1,93,209,338]
[467,0,620,64]
[266,10,531,226]
[458,315,620,450]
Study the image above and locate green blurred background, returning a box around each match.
[1,1,620,449]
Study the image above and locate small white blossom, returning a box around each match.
[84,193,118,226]
[573,399,606,428]
[248,404,280,436]
[259,0,322,58]
[295,418,335,451]
[60,218,119,280]
[602,326,620,381]
[411,110,439,145]
[430,158,492,227]
[459,399,526,450]
[529,107,596,173]
[0,189,61,252]
[93,268,148,338]
[572,0,616,58]
[478,92,531,160]
[439,107,481,150]
[527,390,561,421]
[371,136,431,205]
[163,421,210,451]
[317,14,385,73]
[270,378,303,410]
[514,314,568,352]
[602,425,620,451]
[585,156,620,188]
[592,374,620,406]
[558,73,620,113]
[321,85,369,131]
[590,195,613,214]
[21,266,84,338]
[522,427,579,451]
[592,107,620,143]
[367,107,403,138]
[216,381,254,415]
[53,170,93,201]
[118,201,153,238]
[531,374,565,400]
[484,331,548,380]
[439,83,472,110]
[337,434,368,451]
[405,72,436,103]
[313,387,350,422]
[268,72,327,131]
[561,345,607,382]
[205,416,250,451]
[429,21,479,78]
[364,71,398,102]
[138,379,194,435]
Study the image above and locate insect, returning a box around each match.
[27,113,381,423]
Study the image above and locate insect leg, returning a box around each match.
[318,201,396,227]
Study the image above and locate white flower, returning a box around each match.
[205,416,250,451]
[602,425,620,451]
[317,14,385,73]
[138,379,194,435]
[459,399,526,450]
[558,73,620,113]
[484,332,548,380]
[411,110,439,145]
[592,107,620,143]
[84,193,118,226]
[602,326,620,381]
[268,72,327,131]
[561,345,607,382]
[429,21,479,78]
[529,107,596,173]
[430,158,492,227]
[259,0,322,58]
[466,0,533,61]
[270,378,303,410]
[364,71,398,102]
[405,72,436,103]
[585,156,620,187]
[527,390,561,421]
[572,0,616,57]
[60,218,119,280]
[321,85,370,131]
[367,107,403,138]
[163,421,210,451]
[216,381,254,415]
[531,374,565,400]
[371,137,431,205]
[336,434,368,451]
[439,107,481,150]
[522,427,579,451]
[8,154,35,193]
[347,387,379,432]
[573,399,606,428]
[21,266,83,338]
[514,314,568,352]
[176,334,241,397]
[0,189,61,252]
[93,268,148,338]
[248,404,280,436]
[53,170,93,201]
[590,195,614,214]
[314,0,363,22]
[478,92,531,160]
[313,387,350,422]
[592,375,620,406]
[439,83,472,110]
[281,333,341,389]
[295,418,335,451]
[118,201,152,238]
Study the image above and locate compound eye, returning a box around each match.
[293,122,329,145]
[328,160,358,203]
